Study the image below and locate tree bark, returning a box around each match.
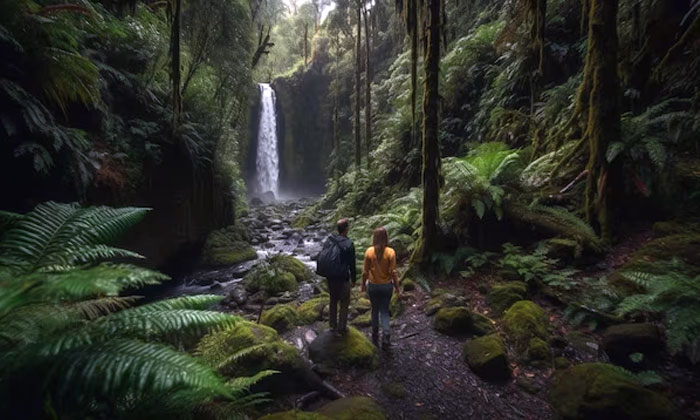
[354,3,362,168]
[303,23,309,64]
[582,0,621,243]
[413,0,442,265]
[170,0,182,134]
[364,6,372,167]
[529,0,546,76]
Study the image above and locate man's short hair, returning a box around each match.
[337,218,349,234]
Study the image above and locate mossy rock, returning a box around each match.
[201,226,257,266]
[463,334,510,381]
[390,293,403,318]
[503,300,548,348]
[528,337,550,361]
[308,327,377,369]
[549,363,674,419]
[425,292,467,316]
[402,278,416,292]
[260,304,298,333]
[381,381,407,399]
[601,323,663,366]
[269,254,312,282]
[351,311,371,327]
[554,356,571,369]
[352,298,371,314]
[197,321,304,379]
[316,396,387,420]
[471,312,496,336]
[486,282,527,316]
[297,297,330,324]
[292,214,316,229]
[259,411,331,420]
[244,264,298,295]
[433,307,473,336]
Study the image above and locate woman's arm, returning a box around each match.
[361,251,370,292]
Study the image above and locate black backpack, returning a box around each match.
[316,236,348,279]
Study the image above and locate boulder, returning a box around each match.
[201,226,257,267]
[316,396,387,420]
[229,284,248,305]
[503,300,548,348]
[308,327,377,369]
[261,304,298,333]
[401,278,416,292]
[269,254,312,282]
[527,337,550,361]
[486,282,527,316]
[549,363,674,419]
[244,264,298,295]
[602,323,664,366]
[463,334,510,381]
[471,312,496,336]
[297,297,330,324]
[351,312,371,327]
[425,291,467,316]
[433,307,473,336]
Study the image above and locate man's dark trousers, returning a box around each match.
[327,278,351,331]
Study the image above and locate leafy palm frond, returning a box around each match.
[69,296,140,320]
[0,210,23,236]
[124,295,224,313]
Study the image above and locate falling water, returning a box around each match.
[255,83,279,197]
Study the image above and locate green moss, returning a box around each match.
[503,300,548,348]
[316,396,387,420]
[244,266,298,295]
[381,381,407,399]
[528,337,550,361]
[201,226,256,266]
[308,327,378,369]
[425,291,466,316]
[433,307,473,336]
[292,214,315,229]
[402,278,416,292]
[352,298,371,314]
[197,321,303,378]
[259,411,331,420]
[486,282,527,316]
[549,363,674,419]
[554,356,571,369]
[351,312,371,327]
[471,312,496,336]
[463,334,510,381]
[261,304,298,333]
[652,220,700,238]
[297,297,330,325]
[269,254,312,282]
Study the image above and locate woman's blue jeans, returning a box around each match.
[367,283,393,335]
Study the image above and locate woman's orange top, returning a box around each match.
[362,246,397,284]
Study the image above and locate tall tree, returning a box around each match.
[526,0,546,77]
[363,4,372,167]
[354,1,362,168]
[396,0,419,143]
[170,0,182,133]
[582,0,622,242]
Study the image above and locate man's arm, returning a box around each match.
[348,243,357,283]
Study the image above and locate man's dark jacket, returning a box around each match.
[327,234,356,282]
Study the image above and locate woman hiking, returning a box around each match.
[361,227,400,347]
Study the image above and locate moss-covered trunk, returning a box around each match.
[364,6,372,167]
[355,3,362,168]
[413,0,441,265]
[528,0,546,76]
[583,0,622,242]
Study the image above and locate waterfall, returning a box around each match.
[255,83,279,197]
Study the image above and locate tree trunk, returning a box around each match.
[354,4,362,168]
[364,6,372,167]
[170,0,182,133]
[304,23,309,64]
[413,0,441,265]
[529,0,546,76]
[582,0,621,243]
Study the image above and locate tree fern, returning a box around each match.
[617,260,700,362]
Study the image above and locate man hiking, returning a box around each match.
[316,218,356,334]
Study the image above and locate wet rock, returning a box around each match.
[267,254,312,282]
[308,327,378,369]
[463,334,510,381]
[200,226,257,267]
[260,304,298,333]
[486,282,527,316]
[503,300,549,349]
[244,265,297,295]
[297,297,330,324]
[549,363,673,419]
[433,307,473,336]
[304,329,317,344]
[316,396,387,420]
[602,323,663,366]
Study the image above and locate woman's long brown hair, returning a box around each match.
[372,227,389,261]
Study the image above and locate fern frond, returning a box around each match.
[122,295,225,313]
[68,296,140,320]
[0,210,23,236]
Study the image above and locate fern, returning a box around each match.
[617,260,700,362]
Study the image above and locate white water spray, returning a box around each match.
[255,83,279,197]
